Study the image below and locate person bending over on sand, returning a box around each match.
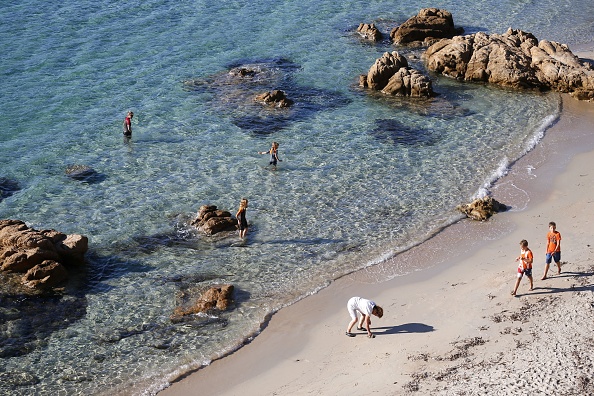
[258,141,281,168]
[512,239,534,296]
[346,296,383,338]
[123,111,133,136]
[542,221,562,280]
[236,198,249,238]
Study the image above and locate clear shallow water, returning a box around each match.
[0,1,592,395]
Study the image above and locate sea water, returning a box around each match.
[0,0,592,394]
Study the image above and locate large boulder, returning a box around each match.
[390,8,464,45]
[456,196,507,221]
[191,205,238,235]
[0,219,88,291]
[424,28,594,100]
[361,51,434,97]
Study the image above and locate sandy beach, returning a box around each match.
[159,53,594,395]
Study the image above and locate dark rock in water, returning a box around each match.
[65,165,104,183]
[456,196,508,221]
[184,58,350,134]
[0,177,20,202]
[372,119,438,146]
[22,260,69,290]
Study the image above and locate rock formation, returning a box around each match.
[390,8,463,45]
[170,284,234,322]
[357,23,382,42]
[255,89,294,108]
[456,196,507,221]
[360,51,434,97]
[424,28,594,100]
[191,205,238,235]
[0,219,88,290]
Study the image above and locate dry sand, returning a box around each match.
[159,61,594,395]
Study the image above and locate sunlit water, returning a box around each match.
[0,0,592,394]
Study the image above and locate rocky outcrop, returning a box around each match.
[255,90,294,108]
[424,28,594,100]
[390,8,463,45]
[0,219,88,290]
[357,23,382,42]
[456,196,507,221]
[191,205,238,235]
[170,284,234,322]
[360,51,434,97]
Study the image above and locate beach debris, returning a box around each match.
[0,219,88,292]
[390,8,464,45]
[456,196,507,221]
[254,89,294,108]
[360,51,434,97]
[190,205,238,236]
[357,23,383,42]
[170,284,234,322]
[424,28,594,101]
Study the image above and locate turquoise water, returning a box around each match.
[0,1,592,395]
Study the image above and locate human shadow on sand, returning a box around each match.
[519,270,594,297]
[372,323,434,335]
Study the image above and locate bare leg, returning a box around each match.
[542,263,550,280]
[527,275,533,291]
[511,277,521,296]
[346,317,357,333]
[556,261,561,274]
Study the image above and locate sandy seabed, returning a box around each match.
[158,50,594,396]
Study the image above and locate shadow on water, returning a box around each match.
[372,119,441,146]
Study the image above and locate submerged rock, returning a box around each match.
[170,284,234,322]
[456,197,508,221]
[255,90,294,108]
[65,165,104,183]
[0,178,20,202]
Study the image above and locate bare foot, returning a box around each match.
[541,276,547,280]
[529,288,533,291]
[511,291,516,296]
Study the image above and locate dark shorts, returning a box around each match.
[546,252,561,264]
[517,267,532,278]
[269,159,277,166]
[239,220,248,231]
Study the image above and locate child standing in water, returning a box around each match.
[123,111,133,136]
[259,142,282,168]
[511,239,534,296]
[236,198,249,238]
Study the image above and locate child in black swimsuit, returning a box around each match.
[259,142,281,168]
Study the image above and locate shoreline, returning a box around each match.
[157,69,594,395]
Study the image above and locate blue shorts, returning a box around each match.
[546,252,561,264]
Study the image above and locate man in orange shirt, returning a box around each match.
[542,221,561,280]
[512,239,534,296]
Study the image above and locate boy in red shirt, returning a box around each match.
[542,221,561,280]
[512,239,533,296]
